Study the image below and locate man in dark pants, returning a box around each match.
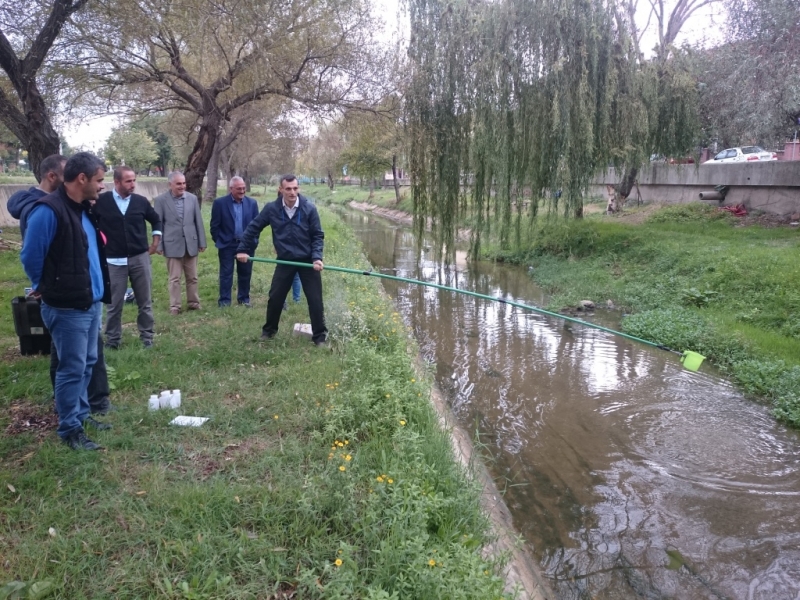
[236,175,327,345]
[210,176,259,307]
[20,152,112,450]
[9,154,113,416]
[94,166,162,349]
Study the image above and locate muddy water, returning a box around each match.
[339,210,800,600]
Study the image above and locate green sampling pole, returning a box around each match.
[249,257,705,371]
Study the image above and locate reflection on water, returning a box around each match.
[340,210,800,600]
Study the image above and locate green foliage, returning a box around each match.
[646,203,732,224]
[103,126,158,173]
[406,0,700,258]
[680,288,719,307]
[0,580,53,600]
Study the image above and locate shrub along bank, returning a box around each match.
[480,203,800,427]
[0,207,511,599]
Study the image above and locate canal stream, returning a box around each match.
[337,208,800,600]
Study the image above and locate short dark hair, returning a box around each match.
[39,154,66,180]
[64,152,106,183]
[279,174,298,186]
[113,165,135,181]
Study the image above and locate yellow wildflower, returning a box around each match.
[387,478,394,484]
[273,415,279,420]
[345,455,352,461]
[399,420,406,426]
[339,465,346,472]
[411,378,415,383]
[428,559,436,567]
[335,558,343,567]
[376,476,384,483]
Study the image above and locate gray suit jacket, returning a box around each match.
[153,190,207,258]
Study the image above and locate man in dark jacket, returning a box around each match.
[93,166,162,349]
[236,174,327,345]
[20,152,112,451]
[211,176,259,307]
[8,153,112,416]
[7,154,66,239]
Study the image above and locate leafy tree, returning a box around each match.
[103,126,158,173]
[696,0,800,148]
[130,114,173,176]
[72,0,393,198]
[0,0,89,180]
[407,0,703,258]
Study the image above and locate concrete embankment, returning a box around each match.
[0,181,169,227]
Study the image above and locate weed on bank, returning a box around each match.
[481,203,800,427]
[0,208,510,598]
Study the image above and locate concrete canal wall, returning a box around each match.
[590,162,800,215]
[0,181,169,228]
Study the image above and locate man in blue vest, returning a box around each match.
[210,176,259,307]
[20,152,112,451]
[235,174,327,346]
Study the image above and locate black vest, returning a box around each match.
[36,188,110,309]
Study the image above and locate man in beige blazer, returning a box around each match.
[154,171,207,314]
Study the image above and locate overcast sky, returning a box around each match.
[62,0,724,152]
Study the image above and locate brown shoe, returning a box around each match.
[188,304,201,311]
[170,308,180,315]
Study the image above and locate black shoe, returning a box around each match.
[104,342,119,350]
[63,430,102,451]
[84,416,113,431]
[282,302,288,311]
[90,400,116,416]
[143,340,153,349]
[238,301,252,308]
[218,302,231,308]
[261,331,275,340]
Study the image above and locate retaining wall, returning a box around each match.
[0,181,169,228]
[590,162,800,215]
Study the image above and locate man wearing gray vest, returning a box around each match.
[153,171,207,314]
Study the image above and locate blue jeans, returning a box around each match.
[292,273,301,303]
[41,301,102,439]
[218,245,253,306]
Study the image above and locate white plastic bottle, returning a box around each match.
[148,394,160,411]
[159,390,172,409]
[170,389,181,409]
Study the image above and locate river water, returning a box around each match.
[338,209,800,600]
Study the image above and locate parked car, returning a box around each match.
[705,146,777,163]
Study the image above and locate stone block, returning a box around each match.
[292,323,313,339]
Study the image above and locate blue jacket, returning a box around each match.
[210,194,259,249]
[7,187,46,240]
[237,195,324,262]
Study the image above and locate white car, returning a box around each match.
[706,146,777,163]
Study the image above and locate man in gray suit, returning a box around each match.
[153,171,207,314]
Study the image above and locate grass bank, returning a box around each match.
[480,203,800,427]
[308,184,413,214]
[0,206,512,598]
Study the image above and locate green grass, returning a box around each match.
[304,184,413,214]
[0,207,510,598]
[479,203,800,426]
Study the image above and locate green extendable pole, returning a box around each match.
[249,257,706,371]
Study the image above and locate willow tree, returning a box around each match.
[407,0,700,258]
[69,0,391,197]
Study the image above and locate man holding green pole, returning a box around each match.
[235,175,328,346]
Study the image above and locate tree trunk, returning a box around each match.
[204,137,222,203]
[184,113,222,202]
[392,154,401,204]
[609,166,638,213]
[327,170,334,190]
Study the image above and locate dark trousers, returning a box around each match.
[50,328,110,414]
[218,245,253,305]
[264,262,327,343]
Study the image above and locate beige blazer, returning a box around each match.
[153,190,207,258]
